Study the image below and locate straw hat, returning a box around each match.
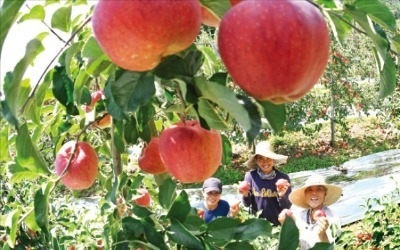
[289,174,343,209]
[245,141,288,168]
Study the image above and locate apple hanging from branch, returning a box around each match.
[138,137,167,175]
[218,0,330,104]
[55,141,98,190]
[158,120,222,183]
[92,0,202,71]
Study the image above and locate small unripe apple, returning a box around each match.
[276,178,288,189]
[159,120,222,183]
[238,181,250,192]
[92,0,202,71]
[55,141,98,190]
[218,0,330,104]
[133,188,151,207]
[138,138,167,174]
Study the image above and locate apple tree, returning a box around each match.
[0,0,398,249]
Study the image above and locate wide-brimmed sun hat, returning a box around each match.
[245,141,288,168]
[289,174,343,209]
[202,177,222,193]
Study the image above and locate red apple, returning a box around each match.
[218,0,330,104]
[138,138,167,174]
[133,188,151,207]
[313,209,326,220]
[92,0,202,72]
[230,0,243,6]
[55,141,98,190]
[201,6,220,27]
[276,178,288,189]
[238,181,250,192]
[197,208,205,218]
[158,120,222,183]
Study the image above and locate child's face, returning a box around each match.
[204,191,221,207]
[255,155,274,174]
[304,185,327,209]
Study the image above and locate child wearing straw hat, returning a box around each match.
[280,174,343,249]
[237,141,292,226]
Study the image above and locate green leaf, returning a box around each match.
[198,98,229,131]
[224,241,254,250]
[153,49,204,81]
[277,216,299,250]
[122,217,145,239]
[310,242,334,250]
[0,0,25,59]
[315,0,337,8]
[0,100,19,128]
[257,101,286,133]
[325,11,352,45]
[113,119,126,153]
[5,207,22,248]
[236,218,272,241]
[16,123,50,174]
[199,0,231,19]
[221,134,232,165]
[167,190,191,223]
[207,217,241,245]
[51,5,71,32]
[34,181,56,236]
[168,218,204,249]
[4,34,46,118]
[195,77,251,132]
[0,125,10,161]
[391,35,400,54]
[52,66,79,115]
[343,4,389,62]
[158,177,177,209]
[377,51,396,99]
[353,0,397,32]
[143,220,169,250]
[123,115,139,144]
[25,70,52,124]
[18,5,45,23]
[237,95,261,144]
[110,71,156,113]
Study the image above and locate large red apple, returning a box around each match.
[158,120,222,183]
[92,0,202,72]
[218,0,330,104]
[138,137,167,174]
[55,141,98,190]
[133,188,151,207]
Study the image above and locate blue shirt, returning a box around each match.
[193,199,230,223]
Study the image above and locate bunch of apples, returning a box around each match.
[92,0,330,105]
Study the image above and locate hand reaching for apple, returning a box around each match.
[276,178,290,198]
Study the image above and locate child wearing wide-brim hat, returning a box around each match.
[239,141,292,226]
